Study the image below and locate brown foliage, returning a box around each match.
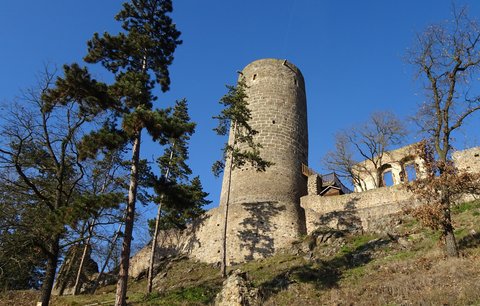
[405,141,480,233]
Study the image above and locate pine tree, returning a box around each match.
[213,77,272,278]
[83,1,184,304]
[147,98,202,293]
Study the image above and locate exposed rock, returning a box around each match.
[215,269,261,306]
[397,237,411,248]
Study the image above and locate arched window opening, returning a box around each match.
[383,170,394,187]
[378,163,393,187]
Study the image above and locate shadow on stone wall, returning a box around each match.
[181,212,210,255]
[314,197,363,233]
[238,201,285,261]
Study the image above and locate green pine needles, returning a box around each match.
[213,78,273,177]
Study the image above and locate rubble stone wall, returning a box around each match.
[453,147,480,174]
[301,185,419,234]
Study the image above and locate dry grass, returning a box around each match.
[2,200,480,305]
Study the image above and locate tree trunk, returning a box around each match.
[444,227,459,257]
[115,131,141,306]
[92,220,123,294]
[220,122,237,278]
[147,144,174,293]
[438,157,459,257]
[220,163,233,278]
[147,199,163,293]
[443,204,459,257]
[74,220,95,295]
[39,236,60,306]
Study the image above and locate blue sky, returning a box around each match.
[1,1,480,231]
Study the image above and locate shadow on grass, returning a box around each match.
[259,236,391,300]
[458,232,480,250]
[145,284,221,305]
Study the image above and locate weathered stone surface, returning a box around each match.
[129,228,187,279]
[215,269,261,306]
[352,143,427,192]
[301,185,420,234]
[216,58,309,263]
[453,146,480,174]
[307,174,322,195]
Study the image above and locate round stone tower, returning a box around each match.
[219,58,308,263]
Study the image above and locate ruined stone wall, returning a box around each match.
[352,143,426,192]
[129,208,226,278]
[129,145,480,274]
[301,185,419,234]
[453,147,480,174]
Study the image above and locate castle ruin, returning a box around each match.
[129,58,480,277]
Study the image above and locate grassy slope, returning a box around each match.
[2,200,480,306]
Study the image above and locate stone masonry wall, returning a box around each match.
[129,146,480,275]
[301,185,419,234]
[217,58,309,261]
[352,143,426,192]
[130,58,310,274]
[453,146,480,174]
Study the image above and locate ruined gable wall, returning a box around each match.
[352,143,425,191]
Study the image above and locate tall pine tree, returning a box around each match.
[83,1,184,304]
[147,99,210,292]
[148,99,192,292]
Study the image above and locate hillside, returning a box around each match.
[2,199,480,305]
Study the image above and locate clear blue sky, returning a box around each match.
[1,1,480,231]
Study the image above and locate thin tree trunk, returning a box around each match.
[73,219,96,295]
[91,220,123,294]
[39,235,60,306]
[220,122,237,278]
[147,144,174,293]
[115,131,141,306]
[147,199,163,293]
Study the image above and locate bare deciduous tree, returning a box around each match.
[406,6,480,257]
[405,142,480,256]
[323,111,407,191]
[0,65,118,305]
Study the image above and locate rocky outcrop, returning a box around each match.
[215,269,261,306]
